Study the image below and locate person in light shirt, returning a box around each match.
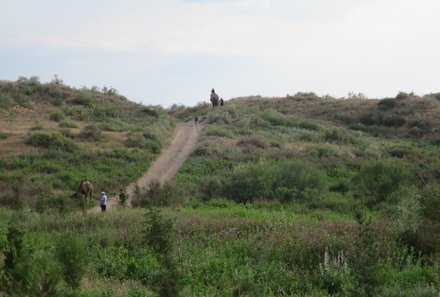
[100,192,107,212]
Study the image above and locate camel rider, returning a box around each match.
[100,192,107,212]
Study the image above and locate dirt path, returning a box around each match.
[88,121,203,213]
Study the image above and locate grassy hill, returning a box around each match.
[0,77,174,210]
[1,84,440,296]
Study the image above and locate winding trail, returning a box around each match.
[88,121,203,213]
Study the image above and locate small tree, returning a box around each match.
[144,207,181,297]
[55,233,86,289]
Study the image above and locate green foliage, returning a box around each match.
[133,181,180,207]
[408,118,432,136]
[378,98,398,110]
[352,160,412,206]
[59,119,78,128]
[351,213,382,297]
[0,132,9,139]
[223,163,275,203]
[144,207,181,297]
[0,225,31,295]
[55,233,86,289]
[49,110,65,122]
[274,160,327,200]
[383,115,406,127]
[79,125,103,141]
[74,92,93,107]
[359,112,383,126]
[26,130,78,152]
[125,132,162,153]
[0,94,15,109]
[205,125,235,138]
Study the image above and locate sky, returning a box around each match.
[0,0,439,107]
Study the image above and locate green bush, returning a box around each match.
[125,132,162,153]
[359,112,383,126]
[0,94,15,109]
[59,128,75,139]
[59,119,78,128]
[383,115,406,127]
[352,160,412,206]
[324,129,356,144]
[223,163,275,203]
[378,98,398,110]
[79,125,102,141]
[205,125,235,138]
[73,92,92,107]
[49,97,64,106]
[55,233,86,289]
[26,131,78,152]
[16,94,32,108]
[408,118,432,135]
[0,132,9,139]
[49,111,65,122]
[274,160,327,200]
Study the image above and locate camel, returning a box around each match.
[210,89,219,109]
[71,179,94,202]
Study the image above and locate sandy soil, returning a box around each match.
[88,121,203,213]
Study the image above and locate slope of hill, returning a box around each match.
[1,87,440,296]
[0,78,174,210]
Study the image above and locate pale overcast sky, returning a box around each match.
[0,0,439,106]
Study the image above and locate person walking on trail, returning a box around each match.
[100,191,107,212]
[194,115,199,126]
[220,98,224,106]
[119,188,127,207]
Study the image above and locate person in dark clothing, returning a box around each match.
[220,98,224,106]
[195,115,199,125]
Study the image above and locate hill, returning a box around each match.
[1,85,440,296]
[0,77,174,210]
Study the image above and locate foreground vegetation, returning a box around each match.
[1,82,440,296]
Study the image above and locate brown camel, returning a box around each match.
[71,179,94,202]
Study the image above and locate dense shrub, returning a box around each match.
[396,92,410,100]
[223,163,275,203]
[73,92,92,107]
[359,113,383,126]
[78,125,102,141]
[408,118,432,135]
[125,132,162,153]
[59,119,78,128]
[49,111,65,122]
[237,136,267,148]
[352,160,412,206]
[378,98,398,110]
[26,131,77,152]
[55,233,86,289]
[274,160,327,200]
[324,129,356,144]
[133,181,181,207]
[205,125,235,138]
[0,94,15,109]
[383,115,406,127]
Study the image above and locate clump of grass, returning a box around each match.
[49,111,65,122]
[125,132,162,153]
[59,120,78,128]
[205,125,235,138]
[0,132,9,139]
[30,123,44,131]
[26,131,77,152]
[0,94,15,109]
[78,125,102,141]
